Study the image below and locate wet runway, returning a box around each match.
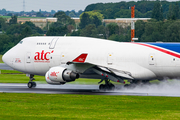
[1,82,180,97]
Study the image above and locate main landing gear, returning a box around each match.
[27,74,36,88]
[99,78,115,91]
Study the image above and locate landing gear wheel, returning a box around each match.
[109,84,115,90]
[27,74,36,88]
[98,77,116,91]
[27,82,36,88]
[99,84,115,91]
[99,84,106,91]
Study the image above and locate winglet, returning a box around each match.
[73,53,88,63]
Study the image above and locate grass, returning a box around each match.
[0,70,180,119]
[0,55,3,63]
[0,93,180,119]
[0,69,124,85]
[1,16,11,19]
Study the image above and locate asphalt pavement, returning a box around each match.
[0,83,180,96]
[0,63,13,70]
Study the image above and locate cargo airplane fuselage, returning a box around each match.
[2,36,180,90]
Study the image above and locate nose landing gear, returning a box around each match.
[27,74,36,88]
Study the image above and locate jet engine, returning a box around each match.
[45,72,65,85]
[45,66,79,84]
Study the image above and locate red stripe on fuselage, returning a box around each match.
[133,43,180,58]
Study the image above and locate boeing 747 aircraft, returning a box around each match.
[2,36,180,90]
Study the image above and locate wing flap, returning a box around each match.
[93,66,134,80]
[108,68,134,79]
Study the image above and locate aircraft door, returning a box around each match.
[107,53,113,65]
[149,53,156,66]
[60,53,66,64]
[26,52,31,63]
[49,38,58,49]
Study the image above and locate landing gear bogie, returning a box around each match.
[99,84,115,91]
[99,78,115,91]
[27,82,36,88]
[27,74,36,88]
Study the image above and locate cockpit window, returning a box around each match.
[19,41,23,44]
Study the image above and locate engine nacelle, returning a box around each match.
[45,66,79,83]
[45,72,65,85]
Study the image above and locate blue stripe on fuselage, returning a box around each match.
[145,43,180,54]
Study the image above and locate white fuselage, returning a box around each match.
[3,36,180,81]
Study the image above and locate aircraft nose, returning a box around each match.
[2,52,10,65]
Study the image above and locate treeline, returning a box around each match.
[1,1,180,54]
[85,0,180,19]
[0,8,83,18]
[0,16,44,54]
[136,19,180,42]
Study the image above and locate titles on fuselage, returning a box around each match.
[34,50,54,63]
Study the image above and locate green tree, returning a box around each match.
[46,26,68,36]
[115,9,131,18]
[6,22,43,35]
[108,34,120,41]
[9,15,17,24]
[135,20,145,41]
[79,13,91,29]
[151,2,164,21]
[71,30,81,36]
[80,24,97,37]
[79,11,104,28]
[106,23,119,38]
[165,21,180,42]
[21,26,32,38]
[24,21,44,34]
[36,12,44,17]
[54,11,75,25]
[173,2,180,19]
[0,17,7,31]
[167,4,175,20]
[96,25,106,38]
[141,20,163,42]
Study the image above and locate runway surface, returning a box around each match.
[0,63,13,70]
[1,82,180,96]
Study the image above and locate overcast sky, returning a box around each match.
[0,0,179,12]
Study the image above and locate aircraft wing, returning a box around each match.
[68,53,134,83]
[97,66,134,80]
